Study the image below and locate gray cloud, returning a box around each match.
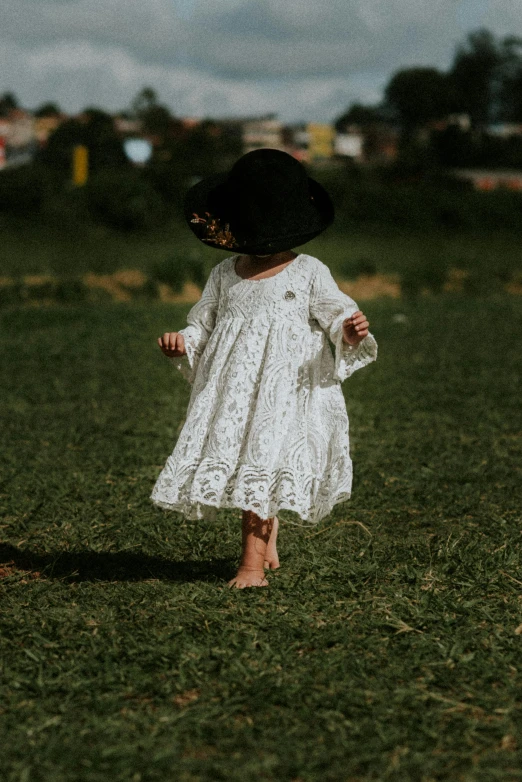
[4,0,459,77]
[2,0,521,122]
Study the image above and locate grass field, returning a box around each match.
[2,209,521,285]
[1,293,521,781]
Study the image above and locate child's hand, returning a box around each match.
[342,311,369,346]
[158,332,186,357]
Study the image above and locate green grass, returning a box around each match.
[0,213,212,278]
[1,295,521,781]
[2,209,521,289]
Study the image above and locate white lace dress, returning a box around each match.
[151,253,378,525]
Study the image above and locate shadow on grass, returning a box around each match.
[0,543,234,584]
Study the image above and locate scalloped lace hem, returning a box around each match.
[150,490,352,526]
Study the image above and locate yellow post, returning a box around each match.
[73,144,89,186]
[307,123,334,162]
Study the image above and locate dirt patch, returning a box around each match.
[339,274,401,300]
[157,281,202,303]
[82,272,132,302]
[505,272,522,295]
[111,269,148,288]
[0,560,42,580]
[1,267,521,305]
[22,274,56,286]
[443,268,469,292]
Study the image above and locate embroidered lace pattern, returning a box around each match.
[151,254,378,524]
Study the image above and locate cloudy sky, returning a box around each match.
[2,0,521,123]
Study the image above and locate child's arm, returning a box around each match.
[158,263,221,384]
[309,261,377,382]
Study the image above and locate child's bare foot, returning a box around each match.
[264,515,280,570]
[228,567,268,589]
[228,510,274,588]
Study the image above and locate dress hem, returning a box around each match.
[149,492,352,526]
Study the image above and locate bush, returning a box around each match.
[311,165,522,234]
[150,255,188,293]
[142,161,188,208]
[0,282,24,307]
[338,256,378,280]
[0,277,89,307]
[54,278,88,303]
[400,260,449,300]
[149,255,208,293]
[85,170,166,231]
[463,268,504,296]
[0,164,49,214]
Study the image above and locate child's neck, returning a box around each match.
[235,251,298,281]
[249,250,297,266]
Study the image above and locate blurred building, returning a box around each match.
[487,123,522,138]
[0,108,36,168]
[430,114,472,133]
[181,117,202,130]
[286,124,310,161]
[448,114,471,132]
[367,125,400,163]
[113,115,143,135]
[334,131,364,161]
[34,114,67,145]
[452,168,522,190]
[242,116,284,154]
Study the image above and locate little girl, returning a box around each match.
[151,149,377,588]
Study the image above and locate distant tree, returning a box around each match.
[448,29,505,128]
[384,67,456,132]
[497,36,522,122]
[140,105,174,137]
[431,124,474,167]
[34,102,62,117]
[131,87,159,117]
[128,87,179,139]
[80,107,116,135]
[334,103,389,131]
[0,91,19,117]
[501,68,522,121]
[38,108,128,174]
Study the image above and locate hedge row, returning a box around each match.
[1,162,522,234]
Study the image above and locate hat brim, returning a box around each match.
[184,171,334,255]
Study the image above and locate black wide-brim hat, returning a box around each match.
[184,148,335,255]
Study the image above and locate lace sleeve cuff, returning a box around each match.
[333,326,378,382]
[168,326,201,385]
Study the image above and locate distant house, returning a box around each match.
[113,115,143,135]
[334,132,364,161]
[181,117,201,130]
[34,114,67,145]
[373,127,400,163]
[0,108,36,168]
[242,116,285,154]
[430,114,471,133]
[0,109,35,147]
[452,168,522,191]
[334,117,400,165]
[486,123,522,138]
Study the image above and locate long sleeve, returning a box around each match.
[309,261,378,382]
[169,263,221,384]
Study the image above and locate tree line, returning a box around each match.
[335,28,522,169]
[1,27,522,228]
[337,28,522,131]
